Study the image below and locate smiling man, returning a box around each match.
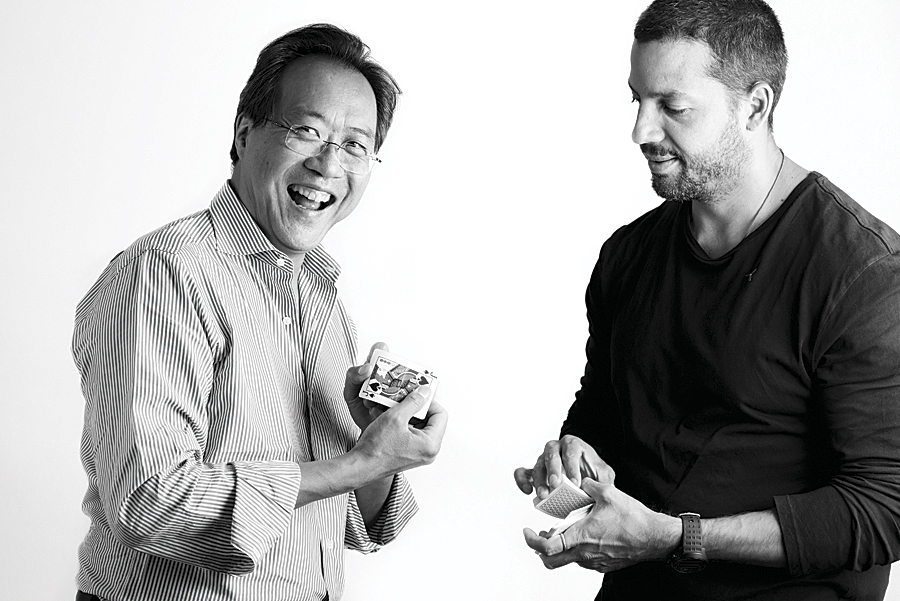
[515,1,900,599]
[72,24,447,601]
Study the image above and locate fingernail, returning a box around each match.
[548,474,558,487]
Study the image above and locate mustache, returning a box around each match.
[640,143,680,159]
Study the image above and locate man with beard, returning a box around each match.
[514,1,900,599]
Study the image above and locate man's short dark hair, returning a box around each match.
[230,23,401,164]
[634,0,787,129]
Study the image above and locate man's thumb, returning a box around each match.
[397,386,431,415]
[581,477,611,500]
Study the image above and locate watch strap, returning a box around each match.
[669,512,707,573]
[680,512,703,555]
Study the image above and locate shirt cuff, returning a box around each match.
[775,486,849,576]
[345,474,418,553]
[230,460,302,571]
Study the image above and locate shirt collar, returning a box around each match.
[209,181,342,283]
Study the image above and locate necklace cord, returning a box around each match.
[745,149,786,238]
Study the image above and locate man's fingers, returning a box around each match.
[542,531,568,557]
[581,477,611,502]
[513,467,534,494]
[345,363,371,389]
[417,398,448,437]
[542,440,564,495]
[560,438,585,486]
[366,341,388,362]
[523,528,572,569]
[388,390,448,447]
[523,527,551,553]
[344,346,382,405]
[532,458,548,499]
[367,404,385,422]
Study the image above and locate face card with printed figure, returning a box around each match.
[360,349,438,421]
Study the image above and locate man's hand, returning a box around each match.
[295,357,447,510]
[352,383,448,477]
[523,478,680,572]
[514,435,615,500]
[344,342,389,432]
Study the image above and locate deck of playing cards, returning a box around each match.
[548,505,592,536]
[359,349,438,421]
[534,474,595,535]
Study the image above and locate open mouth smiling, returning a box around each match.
[287,184,335,211]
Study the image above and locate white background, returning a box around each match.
[2,1,900,599]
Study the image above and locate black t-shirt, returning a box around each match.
[563,173,900,600]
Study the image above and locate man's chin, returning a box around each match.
[651,173,688,203]
[651,172,717,205]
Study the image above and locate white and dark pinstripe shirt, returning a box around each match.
[72,183,417,601]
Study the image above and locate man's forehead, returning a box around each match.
[628,38,718,97]
[274,55,377,136]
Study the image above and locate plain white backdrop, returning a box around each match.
[2,1,900,599]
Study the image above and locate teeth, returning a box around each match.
[289,185,330,204]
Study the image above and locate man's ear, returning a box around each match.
[744,82,774,132]
[233,114,255,161]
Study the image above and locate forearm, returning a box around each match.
[705,509,786,567]
[294,448,393,509]
[644,509,786,567]
[296,453,401,528]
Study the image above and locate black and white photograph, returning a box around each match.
[3,1,900,600]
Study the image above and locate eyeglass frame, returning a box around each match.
[263,118,382,175]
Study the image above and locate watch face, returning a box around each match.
[671,549,708,574]
[672,556,708,574]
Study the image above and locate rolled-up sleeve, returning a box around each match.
[76,248,301,574]
[343,474,418,553]
[775,254,900,576]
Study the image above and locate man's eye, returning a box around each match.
[342,140,369,157]
[292,125,320,139]
[664,106,689,116]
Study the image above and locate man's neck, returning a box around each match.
[690,149,808,258]
[291,260,304,289]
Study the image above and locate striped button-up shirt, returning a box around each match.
[72,183,417,601]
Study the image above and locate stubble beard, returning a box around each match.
[649,118,751,205]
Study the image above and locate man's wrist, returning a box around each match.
[345,445,395,484]
[294,450,394,510]
[649,513,683,561]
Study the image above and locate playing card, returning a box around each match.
[534,474,594,519]
[359,349,438,420]
[548,504,592,537]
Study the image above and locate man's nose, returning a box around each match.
[304,142,345,178]
[631,104,664,146]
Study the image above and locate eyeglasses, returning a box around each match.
[264,118,381,175]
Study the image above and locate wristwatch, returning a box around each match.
[668,512,708,573]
